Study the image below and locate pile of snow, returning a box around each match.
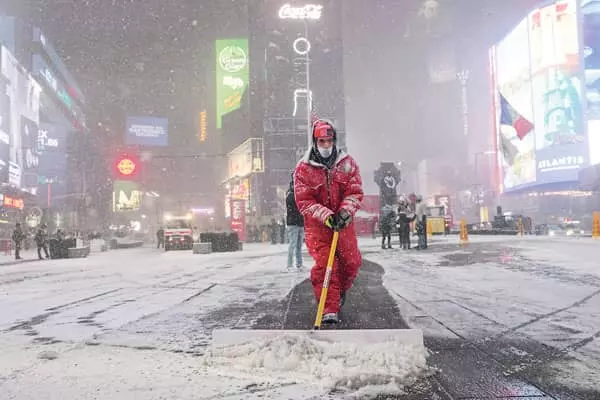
[202,333,428,397]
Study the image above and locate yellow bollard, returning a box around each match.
[459,218,468,246]
[593,212,600,239]
[517,217,524,236]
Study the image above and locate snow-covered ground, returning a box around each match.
[369,234,600,394]
[0,243,427,399]
[1,236,599,398]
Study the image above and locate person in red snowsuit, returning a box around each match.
[293,119,364,324]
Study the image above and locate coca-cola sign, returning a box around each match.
[278,4,323,20]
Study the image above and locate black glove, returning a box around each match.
[325,215,336,230]
[335,209,352,230]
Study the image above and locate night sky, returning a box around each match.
[5,0,538,195]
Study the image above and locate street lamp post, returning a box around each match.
[457,69,470,139]
[473,150,496,222]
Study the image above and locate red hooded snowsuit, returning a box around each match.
[294,150,364,314]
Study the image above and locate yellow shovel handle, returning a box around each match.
[313,230,339,329]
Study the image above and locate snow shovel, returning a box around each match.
[211,231,424,348]
[313,229,340,329]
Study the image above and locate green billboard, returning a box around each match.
[216,38,249,129]
[113,180,142,213]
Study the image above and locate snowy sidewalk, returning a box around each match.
[371,239,600,399]
[0,242,432,399]
[3,238,599,399]
[0,332,323,400]
[0,250,45,267]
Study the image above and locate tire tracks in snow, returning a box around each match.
[43,288,124,312]
[496,288,600,339]
[182,283,218,303]
[389,288,556,399]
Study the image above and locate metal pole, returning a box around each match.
[474,153,481,223]
[474,152,479,186]
[47,181,51,209]
[305,20,311,148]
[458,69,470,138]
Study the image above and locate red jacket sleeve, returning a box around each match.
[339,157,364,216]
[293,164,334,224]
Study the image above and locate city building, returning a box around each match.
[0,16,93,231]
[489,0,600,226]
[219,0,346,223]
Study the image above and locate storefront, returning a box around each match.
[498,188,598,229]
[0,191,28,233]
[223,137,264,223]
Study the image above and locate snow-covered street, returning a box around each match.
[1,236,599,399]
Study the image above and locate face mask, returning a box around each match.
[318,146,333,158]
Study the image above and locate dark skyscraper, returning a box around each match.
[222,1,346,217]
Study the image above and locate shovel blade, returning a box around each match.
[211,328,424,348]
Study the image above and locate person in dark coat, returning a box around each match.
[270,219,278,244]
[415,195,428,250]
[397,198,416,250]
[12,223,25,260]
[35,224,50,259]
[279,218,286,244]
[286,177,305,269]
[380,205,395,249]
[156,227,165,248]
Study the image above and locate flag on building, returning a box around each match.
[499,93,534,140]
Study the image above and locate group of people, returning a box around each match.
[244,222,286,244]
[379,195,429,251]
[11,222,53,260]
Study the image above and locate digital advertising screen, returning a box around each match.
[36,122,67,181]
[491,0,587,192]
[0,75,10,184]
[1,46,43,189]
[125,116,169,147]
[21,116,40,172]
[215,38,249,129]
[113,180,142,212]
[582,0,600,164]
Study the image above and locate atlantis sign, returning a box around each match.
[278,4,323,20]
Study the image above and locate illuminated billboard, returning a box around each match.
[126,116,168,147]
[1,46,43,189]
[226,137,264,181]
[582,0,600,164]
[113,180,142,212]
[215,38,249,129]
[491,0,587,192]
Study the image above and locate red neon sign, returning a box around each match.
[4,195,24,210]
[116,157,137,177]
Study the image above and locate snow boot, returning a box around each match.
[322,313,339,324]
